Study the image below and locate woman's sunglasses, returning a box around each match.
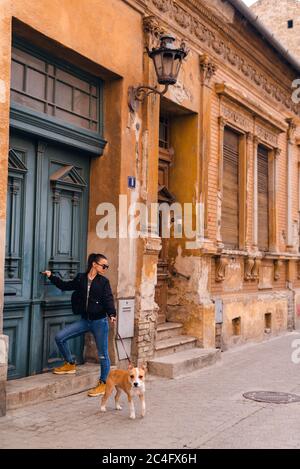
[96,262,109,270]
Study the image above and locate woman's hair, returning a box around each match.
[86,253,107,273]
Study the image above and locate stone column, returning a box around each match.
[269,147,281,252]
[239,132,249,250]
[199,55,216,239]
[130,16,162,365]
[216,117,227,248]
[286,119,297,250]
[252,136,259,250]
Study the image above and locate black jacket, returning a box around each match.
[49,272,117,320]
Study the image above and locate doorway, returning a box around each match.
[4,131,90,378]
[155,115,175,324]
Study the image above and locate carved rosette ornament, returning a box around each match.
[274,259,282,281]
[199,54,217,86]
[215,256,228,282]
[244,257,255,281]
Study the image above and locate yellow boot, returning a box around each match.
[53,362,76,374]
[88,380,106,397]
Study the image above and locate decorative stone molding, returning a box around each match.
[255,124,278,147]
[218,116,227,129]
[244,257,255,281]
[215,256,229,282]
[221,104,252,132]
[199,54,217,86]
[143,236,162,255]
[274,148,281,160]
[147,0,300,117]
[274,259,282,281]
[216,83,288,132]
[143,15,164,49]
[286,118,297,143]
[252,258,261,280]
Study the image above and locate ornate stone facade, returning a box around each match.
[0,0,300,415]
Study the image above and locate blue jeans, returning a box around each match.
[55,317,110,382]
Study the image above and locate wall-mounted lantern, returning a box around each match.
[128,34,189,112]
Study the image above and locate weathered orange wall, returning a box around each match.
[0,0,300,350]
[0,2,12,329]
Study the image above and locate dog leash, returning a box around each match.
[116,332,132,365]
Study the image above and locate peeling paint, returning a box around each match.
[141,130,148,200]
[0,335,8,365]
[0,80,6,104]
[169,79,192,104]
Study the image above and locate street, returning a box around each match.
[1,332,300,449]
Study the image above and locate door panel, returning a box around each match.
[4,131,90,378]
[4,135,36,378]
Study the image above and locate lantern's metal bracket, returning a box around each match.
[128,84,169,112]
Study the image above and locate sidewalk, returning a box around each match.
[1,332,300,449]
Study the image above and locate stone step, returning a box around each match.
[155,335,197,358]
[148,348,221,379]
[156,322,184,341]
[6,363,101,411]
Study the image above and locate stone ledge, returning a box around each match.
[6,363,101,411]
[148,348,221,379]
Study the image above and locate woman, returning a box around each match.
[42,253,116,397]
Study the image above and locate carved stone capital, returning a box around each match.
[215,256,228,282]
[143,236,162,255]
[218,116,227,129]
[143,15,164,49]
[253,135,259,146]
[244,257,255,281]
[252,258,261,280]
[199,54,217,86]
[274,259,282,281]
[274,148,281,160]
[286,118,297,143]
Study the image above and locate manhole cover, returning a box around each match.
[243,391,300,404]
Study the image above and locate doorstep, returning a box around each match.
[6,363,101,411]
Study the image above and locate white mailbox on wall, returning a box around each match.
[116,298,135,360]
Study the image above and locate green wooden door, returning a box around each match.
[4,131,90,378]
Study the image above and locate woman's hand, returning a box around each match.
[109,316,117,326]
[41,270,52,278]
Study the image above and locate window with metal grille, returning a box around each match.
[11,43,102,134]
[257,145,269,251]
[222,127,240,249]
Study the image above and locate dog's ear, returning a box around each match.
[141,363,148,373]
[128,363,134,370]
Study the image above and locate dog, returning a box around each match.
[100,364,146,419]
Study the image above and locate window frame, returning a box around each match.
[10,37,106,156]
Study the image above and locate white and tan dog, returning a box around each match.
[100,364,146,419]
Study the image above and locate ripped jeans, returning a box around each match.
[55,317,110,382]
